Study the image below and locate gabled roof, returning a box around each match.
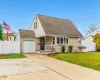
[19,29,36,39]
[37,14,82,37]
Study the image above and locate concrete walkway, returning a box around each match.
[25,54,100,80]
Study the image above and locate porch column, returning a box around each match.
[45,36,46,50]
[63,37,64,44]
[55,37,57,45]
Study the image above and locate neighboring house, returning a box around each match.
[3,33,14,41]
[15,14,82,53]
[81,27,100,52]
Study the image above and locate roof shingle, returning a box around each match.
[37,14,82,37]
[19,29,36,39]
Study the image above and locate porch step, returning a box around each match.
[36,51,51,55]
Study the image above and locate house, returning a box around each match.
[3,33,14,41]
[15,14,82,53]
[81,27,100,52]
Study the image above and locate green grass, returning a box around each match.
[50,52,100,71]
[0,54,26,59]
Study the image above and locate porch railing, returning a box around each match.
[45,45,53,51]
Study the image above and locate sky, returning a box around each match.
[0,0,100,35]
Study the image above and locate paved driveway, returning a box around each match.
[0,57,68,80]
[25,54,100,80]
[1,54,100,80]
[0,58,47,76]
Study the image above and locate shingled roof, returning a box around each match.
[19,29,36,39]
[37,14,82,37]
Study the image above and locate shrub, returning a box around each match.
[77,45,86,52]
[96,44,100,51]
[61,46,65,53]
[68,45,73,52]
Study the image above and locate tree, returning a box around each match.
[93,33,100,51]
[0,25,3,40]
[87,24,97,34]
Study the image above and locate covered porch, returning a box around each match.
[36,36,68,52]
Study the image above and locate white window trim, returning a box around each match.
[52,37,55,45]
[34,20,37,29]
[52,37,68,45]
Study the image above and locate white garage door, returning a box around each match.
[23,40,35,53]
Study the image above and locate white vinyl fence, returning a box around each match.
[0,41,20,54]
[81,42,96,52]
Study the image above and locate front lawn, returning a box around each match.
[50,52,100,71]
[0,54,26,59]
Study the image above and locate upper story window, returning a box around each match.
[34,22,37,29]
[35,22,37,28]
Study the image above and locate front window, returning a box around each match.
[57,37,60,44]
[61,37,63,44]
[64,38,68,44]
[55,37,68,44]
[53,37,55,44]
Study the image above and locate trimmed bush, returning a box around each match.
[77,45,86,52]
[68,45,73,52]
[61,46,65,53]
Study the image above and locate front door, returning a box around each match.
[40,38,45,50]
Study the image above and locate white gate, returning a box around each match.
[0,41,20,54]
